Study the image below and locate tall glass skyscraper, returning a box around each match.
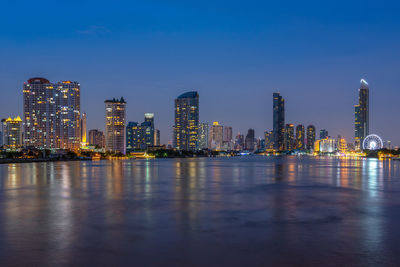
[273,92,285,151]
[306,125,316,150]
[173,91,199,151]
[355,79,369,150]
[105,97,126,154]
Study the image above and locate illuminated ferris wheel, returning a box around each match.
[362,134,383,150]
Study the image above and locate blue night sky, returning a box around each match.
[1,0,400,145]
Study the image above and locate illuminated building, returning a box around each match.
[337,135,347,153]
[273,92,285,151]
[355,79,369,150]
[198,123,209,149]
[1,116,22,149]
[81,112,87,146]
[314,140,321,152]
[209,122,224,150]
[144,113,155,147]
[154,129,160,146]
[264,131,274,150]
[306,125,316,150]
[245,128,255,151]
[88,129,105,148]
[126,114,155,151]
[23,78,81,151]
[320,129,329,139]
[295,124,305,150]
[284,124,294,151]
[319,138,336,153]
[173,91,199,151]
[105,97,126,154]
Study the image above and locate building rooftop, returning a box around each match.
[177,91,199,99]
[105,97,126,104]
[28,77,50,84]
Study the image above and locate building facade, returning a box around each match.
[284,124,294,151]
[273,92,285,151]
[1,116,23,149]
[105,98,126,154]
[81,112,87,146]
[173,91,199,151]
[198,122,209,149]
[209,122,224,150]
[306,125,316,150]
[245,128,255,151]
[295,124,305,150]
[264,131,274,150]
[23,78,81,151]
[355,79,369,150]
[320,129,329,140]
[88,129,105,148]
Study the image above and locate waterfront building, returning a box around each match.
[173,91,199,151]
[223,126,233,150]
[126,114,156,151]
[284,124,295,151]
[264,131,274,150]
[1,116,23,149]
[198,123,209,149]
[23,78,81,150]
[209,122,224,150]
[235,133,244,150]
[81,112,87,146]
[273,92,285,151]
[88,129,105,148]
[295,124,305,150]
[306,125,316,150]
[245,128,255,151]
[105,97,126,154]
[154,129,160,146]
[355,79,369,150]
[144,113,155,147]
[320,129,329,140]
[337,135,347,153]
[319,138,336,153]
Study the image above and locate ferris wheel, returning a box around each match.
[362,134,383,150]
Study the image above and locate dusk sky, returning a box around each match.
[1,0,400,145]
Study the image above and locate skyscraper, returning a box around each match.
[23,78,81,150]
[154,129,160,146]
[320,129,329,139]
[144,113,155,147]
[209,121,224,150]
[173,91,199,151]
[264,131,274,150]
[295,124,305,150]
[273,92,285,151]
[355,79,369,150]
[1,116,22,149]
[198,123,209,149]
[245,128,255,151]
[284,124,294,151]
[81,112,87,146]
[105,97,126,154]
[306,125,316,150]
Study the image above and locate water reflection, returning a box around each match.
[0,157,399,265]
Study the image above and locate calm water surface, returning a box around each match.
[1,156,400,266]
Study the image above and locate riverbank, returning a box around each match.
[0,157,92,164]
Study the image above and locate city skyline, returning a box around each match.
[1,1,400,145]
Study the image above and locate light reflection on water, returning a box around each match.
[1,156,400,266]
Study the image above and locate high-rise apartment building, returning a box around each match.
[144,113,155,147]
[295,124,305,150]
[105,98,126,154]
[235,133,244,150]
[209,121,224,150]
[154,129,160,146]
[1,116,23,149]
[284,124,294,151]
[126,114,156,151]
[81,112,87,146]
[88,129,105,148]
[264,131,274,150]
[320,129,329,140]
[245,128,255,151]
[306,125,316,150]
[355,79,369,150]
[23,78,81,151]
[198,123,209,149]
[273,92,285,151]
[173,91,199,151]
